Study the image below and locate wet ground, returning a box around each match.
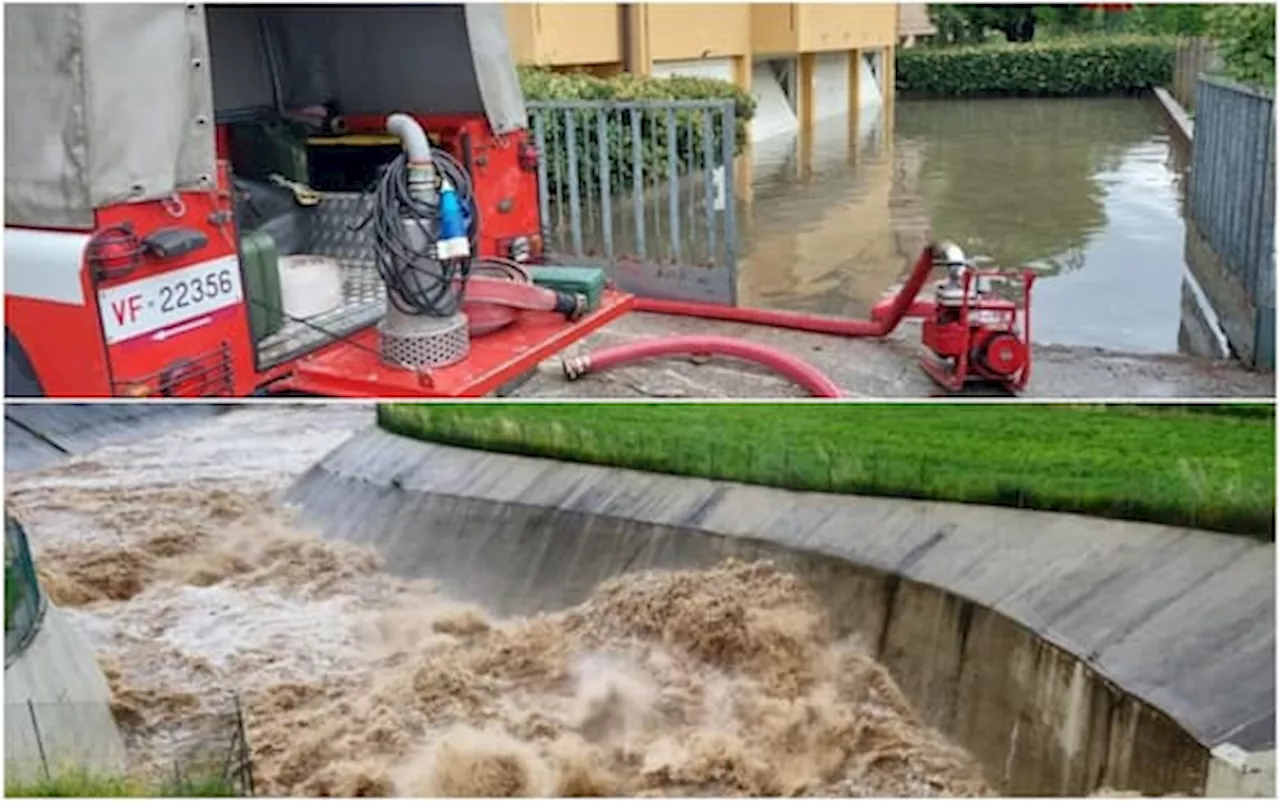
[522,96,1270,398]
[516,312,1274,399]
[738,96,1218,357]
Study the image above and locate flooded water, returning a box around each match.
[9,405,991,796]
[738,97,1211,355]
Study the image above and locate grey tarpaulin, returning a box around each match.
[4,3,217,229]
[5,3,527,230]
[222,4,528,131]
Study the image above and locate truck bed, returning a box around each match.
[255,192,385,368]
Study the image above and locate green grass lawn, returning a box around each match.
[378,403,1275,539]
[5,768,234,798]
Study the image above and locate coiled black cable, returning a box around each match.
[370,147,480,316]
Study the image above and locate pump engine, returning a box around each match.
[916,244,1035,393]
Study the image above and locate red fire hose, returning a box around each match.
[560,246,941,396]
[630,245,937,337]
[563,335,844,398]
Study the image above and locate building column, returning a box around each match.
[732,54,754,204]
[797,51,816,180]
[880,45,896,141]
[622,3,652,76]
[847,48,862,161]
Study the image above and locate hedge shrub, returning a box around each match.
[518,67,757,204]
[896,36,1176,98]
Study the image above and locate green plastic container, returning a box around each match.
[528,265,608,312]
[239,230,285,343]
[227,121,309,184]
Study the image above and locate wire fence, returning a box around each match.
[5,520,255,796]
[5,696,255,796]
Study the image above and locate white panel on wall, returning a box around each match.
[750,58,798,143]
[799,50,887,130]
[813,52,851,122]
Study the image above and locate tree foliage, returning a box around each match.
[927,3,1224,43]
[929,5,1040,44]
[1126,4,1212,36]
[1205,3,1276,87]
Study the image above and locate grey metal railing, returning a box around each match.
[5,516,46,665]
[528,99,740,305]
[1189,76,1276,370]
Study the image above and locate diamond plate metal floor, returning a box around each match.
[256,193,386,368]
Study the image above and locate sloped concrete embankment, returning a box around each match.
[5,602,127,780]
[4,403,227,779]
[5,403,225,472]
[283,427,1276,797]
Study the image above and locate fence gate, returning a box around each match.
[528,99,740,305]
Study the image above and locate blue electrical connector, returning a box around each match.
[437,179,471,260]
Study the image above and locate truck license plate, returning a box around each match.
[98,256,244,345]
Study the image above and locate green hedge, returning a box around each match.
[519,67,756,203]
[897,37,1176,98]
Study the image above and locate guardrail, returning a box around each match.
[528,99,740,305]
[1187,75,1276,370]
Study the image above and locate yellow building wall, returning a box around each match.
[504,3,622,67]
[506,2,898,68]
[646,4,753,60]
[750,4,797,57]
[797,3,899,52]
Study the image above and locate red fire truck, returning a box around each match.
[4,3,633,398]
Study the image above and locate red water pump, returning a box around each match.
[888,245,1035,393]
[920,267,1034,392]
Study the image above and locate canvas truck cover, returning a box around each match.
[5,3,527,230]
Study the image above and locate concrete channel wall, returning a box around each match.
[283,427,1276,797]
[5,404,225,472]
[4,603,127,781]
[4,404,225,780]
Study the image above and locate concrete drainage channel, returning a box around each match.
[5,404,1275,796]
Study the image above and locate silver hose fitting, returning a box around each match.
[562,356,589,380]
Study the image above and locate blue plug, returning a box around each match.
[437,180,470,259]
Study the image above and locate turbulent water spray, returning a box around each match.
[7,406,993,797]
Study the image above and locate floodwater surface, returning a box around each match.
[738,97,1204,355]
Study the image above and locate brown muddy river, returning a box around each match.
[738,97,1213,356]
[8,405,990,796]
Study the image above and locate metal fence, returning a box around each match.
[1188,76,1276,370]
[5,696,255,796]
[528,99,740,305]
[5,516,45,664]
